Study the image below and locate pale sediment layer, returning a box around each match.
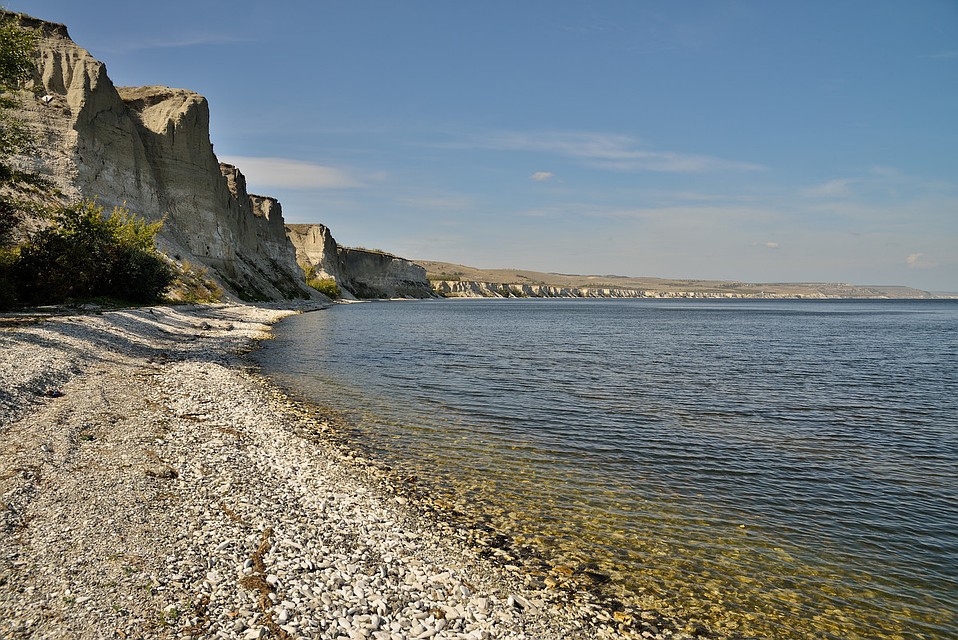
[0,304,670,640]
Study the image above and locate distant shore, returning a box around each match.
[0,303,674,640]
[416,260,945,300]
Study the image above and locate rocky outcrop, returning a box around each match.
[286,223,434,299]
[7,13,318,302]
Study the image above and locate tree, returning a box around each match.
[0,10,40,244]
[0,11,35,88]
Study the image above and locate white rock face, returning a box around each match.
[9,14,318,302]
[286,223,434,299]
[432,281,757,299]
[432,281,651,298]
[286,223,344,282]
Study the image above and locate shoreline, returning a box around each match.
[0,303,677,639]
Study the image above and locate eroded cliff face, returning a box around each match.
[286,223,344,282]
[338,248,434,299]
[286,223,434,299]
[8,13,317,302]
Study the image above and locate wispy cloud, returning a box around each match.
[221,156,364,190]
[99,33,246,53]
[765,241,780,249]
[633,189,763,205]
[530,171,554,181]
[593,204,780,226]
[397,194,475,211]
[800,167,958,205]
[925,50,958,60]
[906,253,934,269]
[868,166,904,179]
[802,178,855,198]
[518,203,594,218]
[518,202,780,228]
[461,131,764,173]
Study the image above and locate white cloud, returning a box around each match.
[530,171,554,181]
[650,191,727,202]
[906,253,934,269]
[220,156,363,190]
[520,203,782,229]
[463,131,764,173]
[766,241,780,249]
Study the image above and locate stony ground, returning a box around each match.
[0,303,679,640]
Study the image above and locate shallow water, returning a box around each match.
[255,298,958,639]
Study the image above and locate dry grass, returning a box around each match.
[215,426,245,439]
[237,527,291,639]
[219,502,248,526]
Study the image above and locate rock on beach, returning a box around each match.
[0,303,672,639]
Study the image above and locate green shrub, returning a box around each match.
[10,199,175,305]
[307,276,341,299]
[299,261,341,299]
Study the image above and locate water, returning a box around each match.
[255,299,958,639]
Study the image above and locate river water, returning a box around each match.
[254,298,958,639]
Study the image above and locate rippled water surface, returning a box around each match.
[255,299,958,639]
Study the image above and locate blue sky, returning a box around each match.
[12,1,958,291]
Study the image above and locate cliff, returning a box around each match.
[431,280,943,299]
[6,13,319,302]
[286,224,434,299]
[286,223,344,283]
[338,247,435,299]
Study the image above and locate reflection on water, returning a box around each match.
[256,299,958,639]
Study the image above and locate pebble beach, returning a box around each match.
[0,303,686,640]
